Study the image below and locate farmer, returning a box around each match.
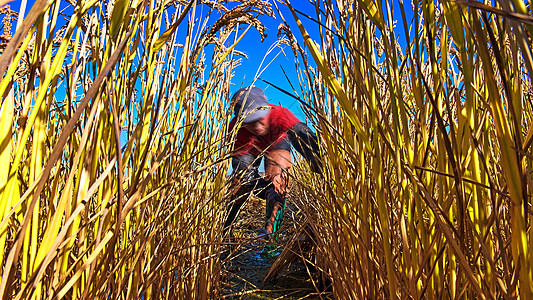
[224,86,320,240]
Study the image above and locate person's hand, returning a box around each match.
[265,220,274,238]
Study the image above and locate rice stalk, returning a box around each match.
[0,0,272,298]
[281,0,533,298]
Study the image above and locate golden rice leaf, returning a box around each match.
[6,3,91,188]
[153,0,194,52]
[0,0,49,78]
[22,155,117,299]
[442,2,465,53]
[25,202,91,299]
[110,0,130,38]
[177,32,191,97]
[286,3,371,152]
[470,17,522,209]
[353,0,384,30]
[0,26,36,102]
[0,87,16,271]
[457,0,533,26]
[404,166,486,299]
[0,88,13,194]
[523,125,533,151]
[54,231,114,300]
[0,23,135,296]
[470,15,531,297]
[460,0,533,80]
[0,171,43,236]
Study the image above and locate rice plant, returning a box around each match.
[0,0,273,298]
[279,0,533,298]
[4,0,533,298]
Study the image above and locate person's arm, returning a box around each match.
[287,122,322,172]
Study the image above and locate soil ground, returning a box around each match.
[220,196,329,299]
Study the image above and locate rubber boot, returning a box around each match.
[263,198,287,257]
[272,198,287,236]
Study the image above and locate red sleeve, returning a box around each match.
[269,105,301,132]
[265,105,301,148]
[228,117,237,132]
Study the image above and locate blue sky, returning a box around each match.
[6,0,416,174]
[223,3,319,123]
[222,1,415,122]
[7,0,415,123]
[8,0,319,121]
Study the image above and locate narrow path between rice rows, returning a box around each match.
[220,197,327,299]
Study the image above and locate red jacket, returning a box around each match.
[229,105,300,156]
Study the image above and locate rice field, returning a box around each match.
[1,0,532,299]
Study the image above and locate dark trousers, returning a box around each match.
[224,122,321,230]
[224,153,283,230]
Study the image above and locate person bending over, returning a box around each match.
[224,86,320,239]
